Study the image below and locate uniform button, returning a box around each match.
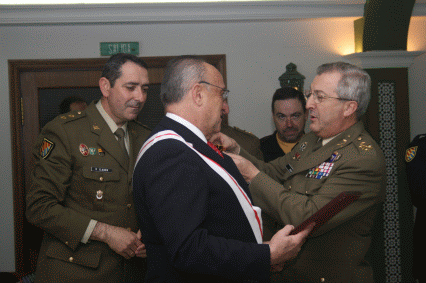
[288,186,292,190]
[65,241,69,246]
[320,278,325,282]
[69,257,74,262]
[358,137,362,141]
[127,204,132,209]
[99,177,104,181]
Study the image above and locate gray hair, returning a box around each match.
[317,62,371,120]
[160,55,207,106]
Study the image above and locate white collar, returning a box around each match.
[166,112,207,143]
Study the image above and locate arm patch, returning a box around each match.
[40,138,55,159]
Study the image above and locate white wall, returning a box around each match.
[1,12,425,272]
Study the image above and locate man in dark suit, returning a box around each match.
[214,62,386,282]
[405,134,426,283]
[26,53,151,283]
[260,87,307,162]
[132,55,312,282]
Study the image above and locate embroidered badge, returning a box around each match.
[79,144,89,156]
[329,151,342,162]
[294,152,301,161]
[285,163,294,173]
[300,142,307,151]
[89,147,97,155]
[405,146,418,162]
[40,138,54,159]
[98,148,105,156]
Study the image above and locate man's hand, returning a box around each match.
[90,222,145,259]
[225,152,260,183]
[135,230,147,258]
[267,223,314,267]
[209,132,240,154]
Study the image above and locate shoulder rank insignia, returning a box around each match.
[40,138,55,159]
[405,146,418,162]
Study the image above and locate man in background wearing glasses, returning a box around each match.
[211,62,386,283]
[260,87,308,162]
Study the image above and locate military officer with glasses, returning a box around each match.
[260,87,308,162]
[211,61,386,283]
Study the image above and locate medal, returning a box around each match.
[79,144,89,156]
[96,190,103,200]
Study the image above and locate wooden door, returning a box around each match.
[9,55,226,278]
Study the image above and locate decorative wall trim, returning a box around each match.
[0,1,373,26]
[377,81,401,283]
[3,1,425,26]
[343,51,426,69]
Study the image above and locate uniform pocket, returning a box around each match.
[82,165,120,211]
[45,239,102,269]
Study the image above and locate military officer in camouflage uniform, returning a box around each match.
[220,99,264,160]
[26,53,151,283]
[212,62,386,282]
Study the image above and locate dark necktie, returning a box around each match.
[114,128,129,164]
[208,141,224,158]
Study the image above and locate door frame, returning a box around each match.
[9,54,226,277]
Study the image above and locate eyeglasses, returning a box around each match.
[274,113,303,123]
[199,81,230,100]
[304,90,353,104]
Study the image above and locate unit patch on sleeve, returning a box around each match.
[40,138,55,159]
[405,146,418,162]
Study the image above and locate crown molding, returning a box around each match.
[0,1,367,26]
[343,50,426,69]
[2,1,425,26]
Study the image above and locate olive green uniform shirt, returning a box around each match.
[26,101,151,283]
[240,122,386,283]
[221,124,263,161]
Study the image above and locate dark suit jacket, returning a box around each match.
[260,131,286,162]
[26,101,151,283]
[133,116,270,283]
[405,134,426,281]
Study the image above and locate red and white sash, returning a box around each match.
[136,130,263,243]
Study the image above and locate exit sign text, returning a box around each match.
[100,42,139,56]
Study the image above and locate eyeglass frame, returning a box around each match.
[199,81,230,100]
[304,90,353,104]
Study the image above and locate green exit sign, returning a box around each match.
[100,42,139,56]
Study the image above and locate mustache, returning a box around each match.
[126,101,142,108]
